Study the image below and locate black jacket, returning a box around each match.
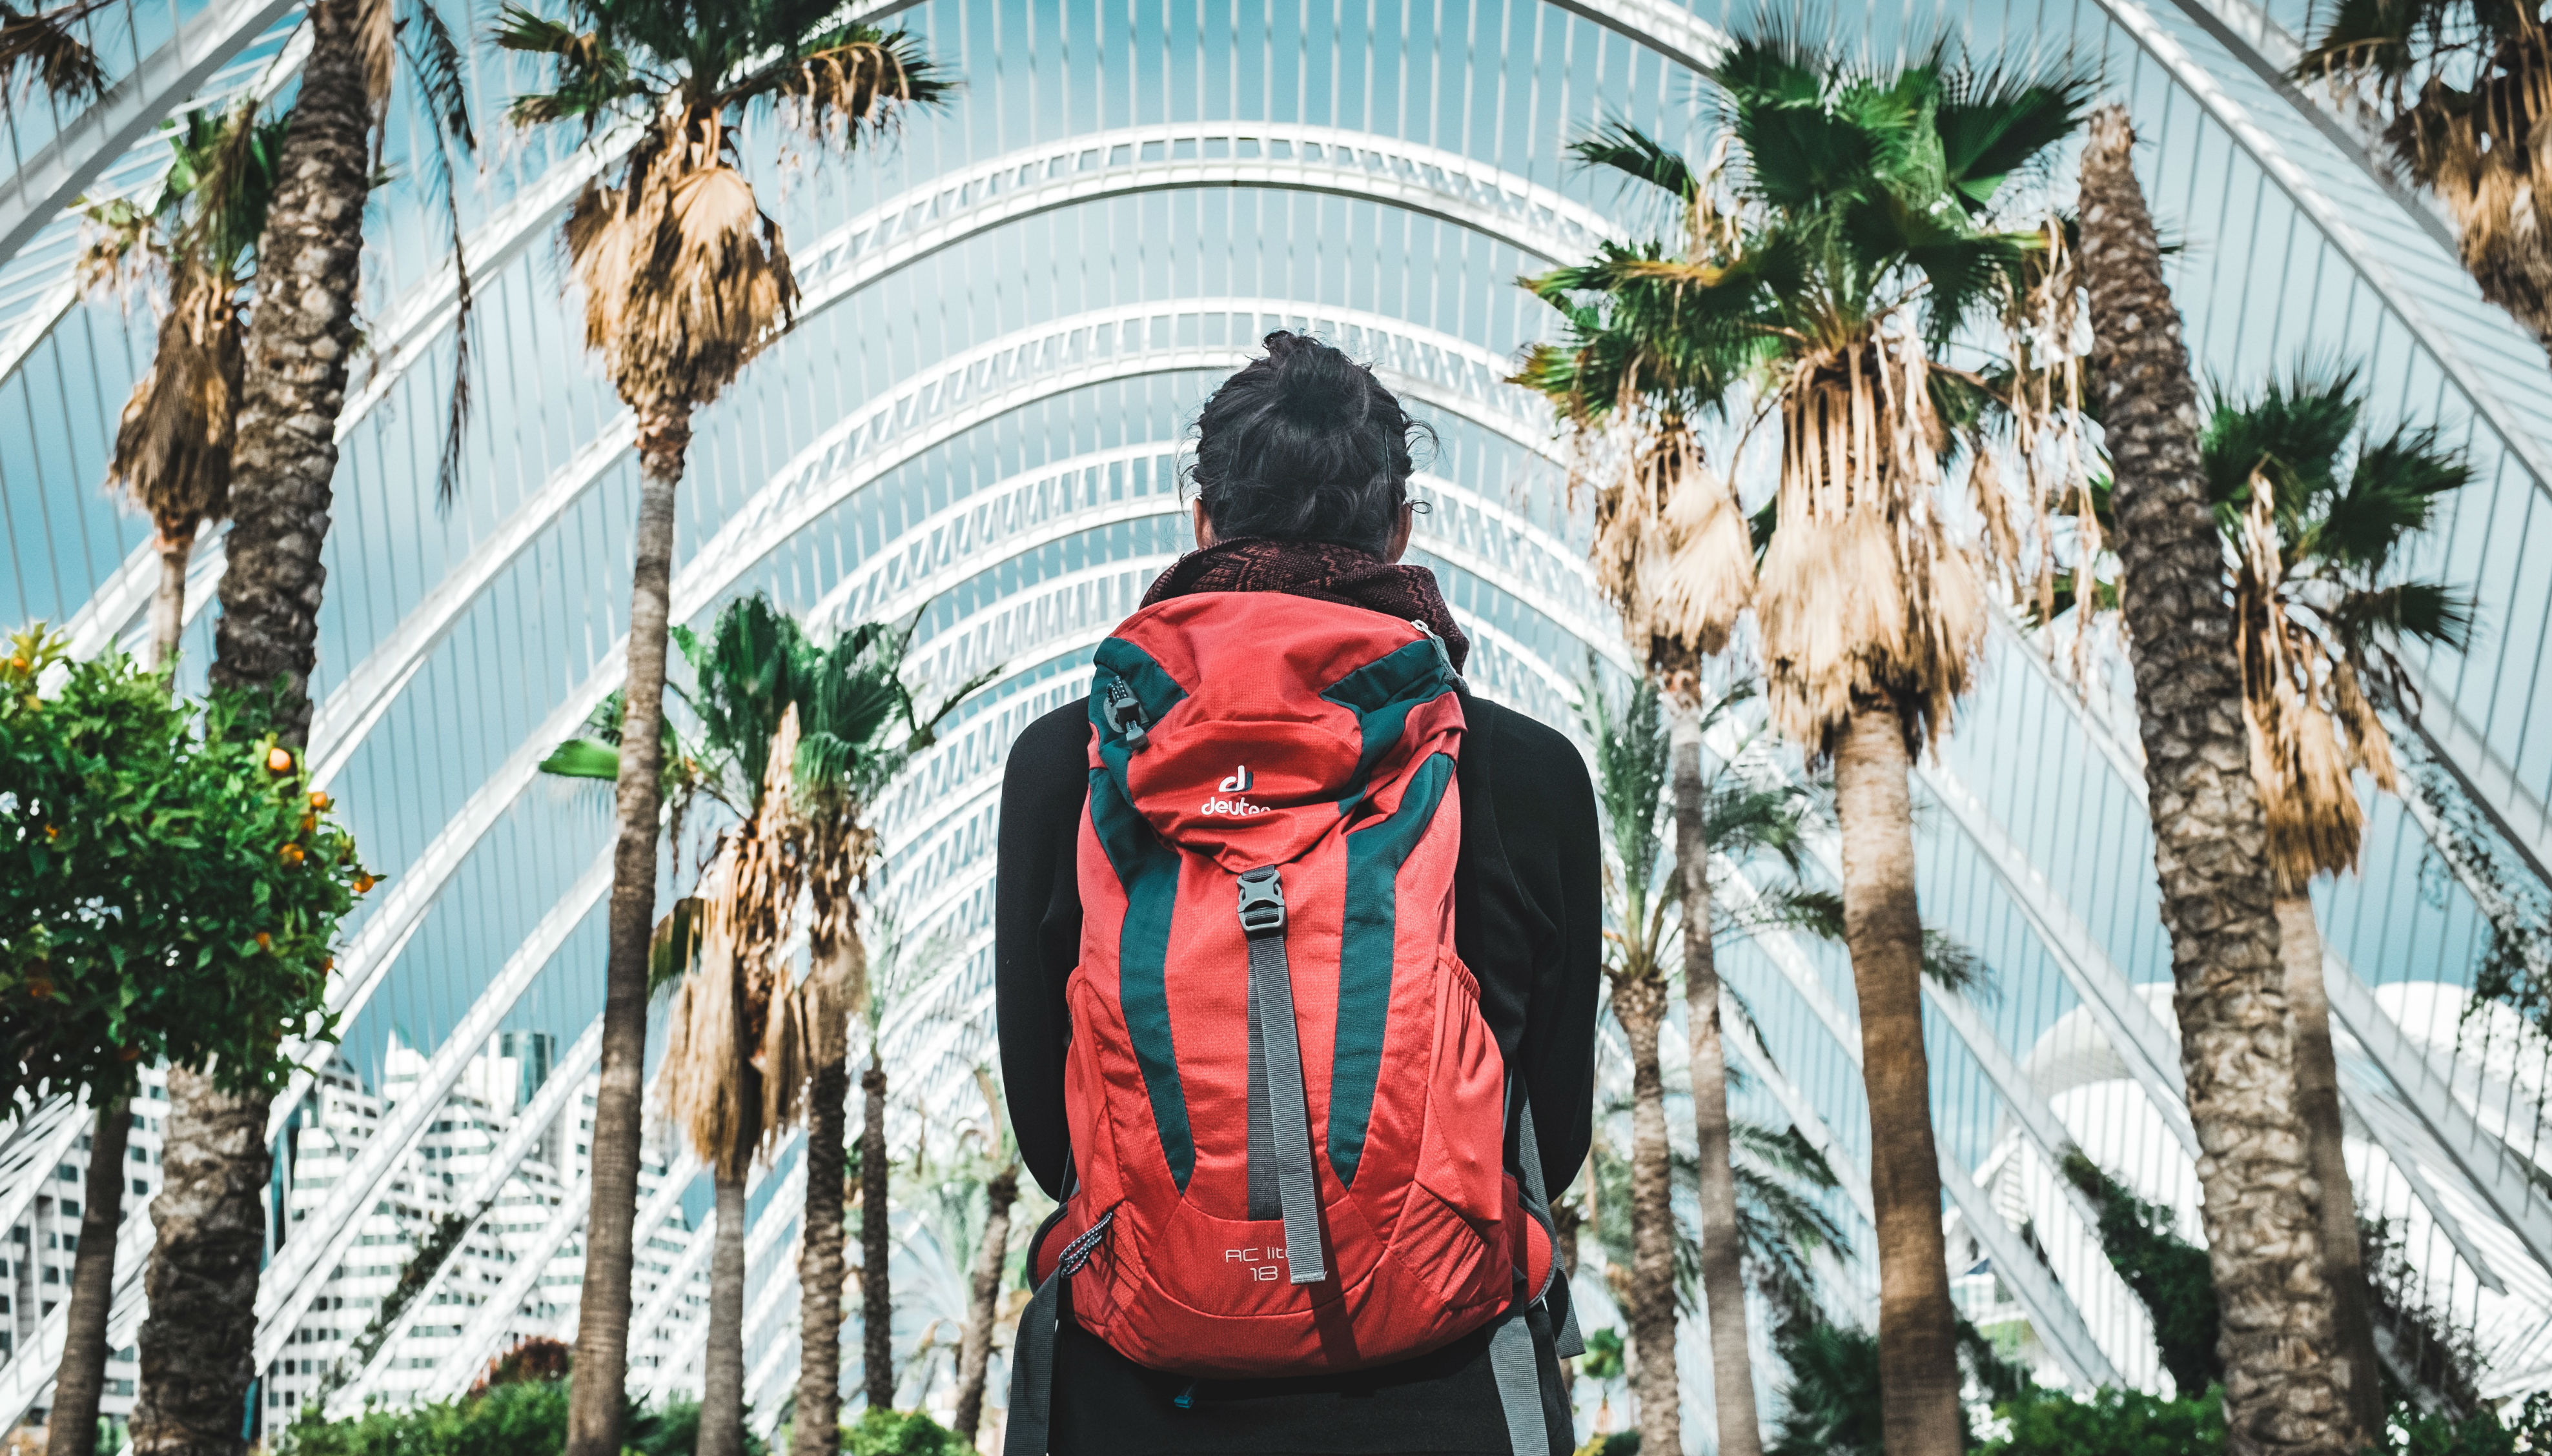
[994,690,1602,1454]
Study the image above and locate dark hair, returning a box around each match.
[1189,331,1433,555]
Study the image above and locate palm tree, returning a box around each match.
[950,1070,1019,1447]
[76,105,285,672]
[1578,672,1682,1456]
[37,103,285,1456]
[781,613,955,1453]
[493,17,948,1449]
[543,594,971,1448]
[2076,104,2352,1455]
[1677,700,1819,1456]
[120,5,475,1448]
[2201,368,2473,1433]
[2298,0,2552,351]
[1521,30,2091,1455]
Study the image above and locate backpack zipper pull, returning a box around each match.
[1102,677,1150,751]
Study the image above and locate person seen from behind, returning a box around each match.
[995,330,1602,1454]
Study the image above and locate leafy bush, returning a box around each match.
[0,631,370,1104]
[278,1380,768,1456]
[846,1408,970,1456]
[2387,1393,2552,1456]
[1769,1321,1884,1456]
[1983,1385,2227,1456]
[281,1377,567,1456]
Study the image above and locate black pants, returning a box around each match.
[1045,1313,1575,1455]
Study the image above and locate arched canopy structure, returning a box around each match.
[6,0,2552,1435]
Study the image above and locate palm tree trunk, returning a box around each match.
[130,1068,272,1456]
[566,399,691,1456]
[698,1173,748,1456]
[1615,976,1682,1456]
[138,6,371,1446]
[792,1058,850,1456]
[1832,706,1963,1456]
[950,1161,1019,1444]
[1675,734,1761,1456]
[147,531,192,671]
[47,1098,130,1456]
[861,1061,892,1413]
[2276,893,2382,1440]
[2079,105,2349,1456]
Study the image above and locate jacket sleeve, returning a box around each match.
[995,703,1092,1199]
[1506,716,1602,1199]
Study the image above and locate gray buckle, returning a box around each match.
[1236,865,1285,937]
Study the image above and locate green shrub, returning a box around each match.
[846,1407,971,1456]
[2387,1393,2552,1456]
[1983,1385,2226,1456]
[278,1380,771,1456]
[280,1377,568,1456]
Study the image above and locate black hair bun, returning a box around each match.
[1189,331,1429,556]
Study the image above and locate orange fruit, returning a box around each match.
[308,791,331,811]
[266,746,294,774]
[254,932,272,951]
[354,874,377,895]
[299,814,317,834]
[280,843,305,865]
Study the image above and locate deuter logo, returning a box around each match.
[1202,764,1265,816]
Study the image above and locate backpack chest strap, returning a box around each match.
[1238,865,1327,1286]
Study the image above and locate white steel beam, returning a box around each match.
[323,1015,606,1414]
[256,851,615,1353]
[0,0,301,269]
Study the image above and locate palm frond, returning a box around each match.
[0,0,104,103]
[2319,423,2471,571]
[1933,58,2098,210]
[1569,119,1697,199]
[397,0,478,510]
[537,737,622,780]
[758,26,954,146]
[1736,883,1845,942]
[1919,927,1998,1005]
[2329,579,2477,652]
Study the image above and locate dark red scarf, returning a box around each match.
[1141,537,1471,671]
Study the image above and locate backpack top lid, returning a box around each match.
[1089,591,1464,873]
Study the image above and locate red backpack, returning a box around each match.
[1004,591,1572,1455]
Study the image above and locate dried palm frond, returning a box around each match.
[1755,328,1986,753]
[798,802,879,1071]
[355,0,394,116]
[1583,414,1755,683]
[1994,214,2098,652]
[662,707,806,1178]
[566,112,799,412]
[107,268,243,551]
[2233,478,2394,891]
[0,0,104,103]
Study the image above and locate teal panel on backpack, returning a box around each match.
[1329,752,1456,1186]
[1087,766,1194,1189]
[1319,638,1454,817]
[1092,636,1189,787]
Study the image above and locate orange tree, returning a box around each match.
[0,626,369,1108]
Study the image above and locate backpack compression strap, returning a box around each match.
[1238,865,1327,1285]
